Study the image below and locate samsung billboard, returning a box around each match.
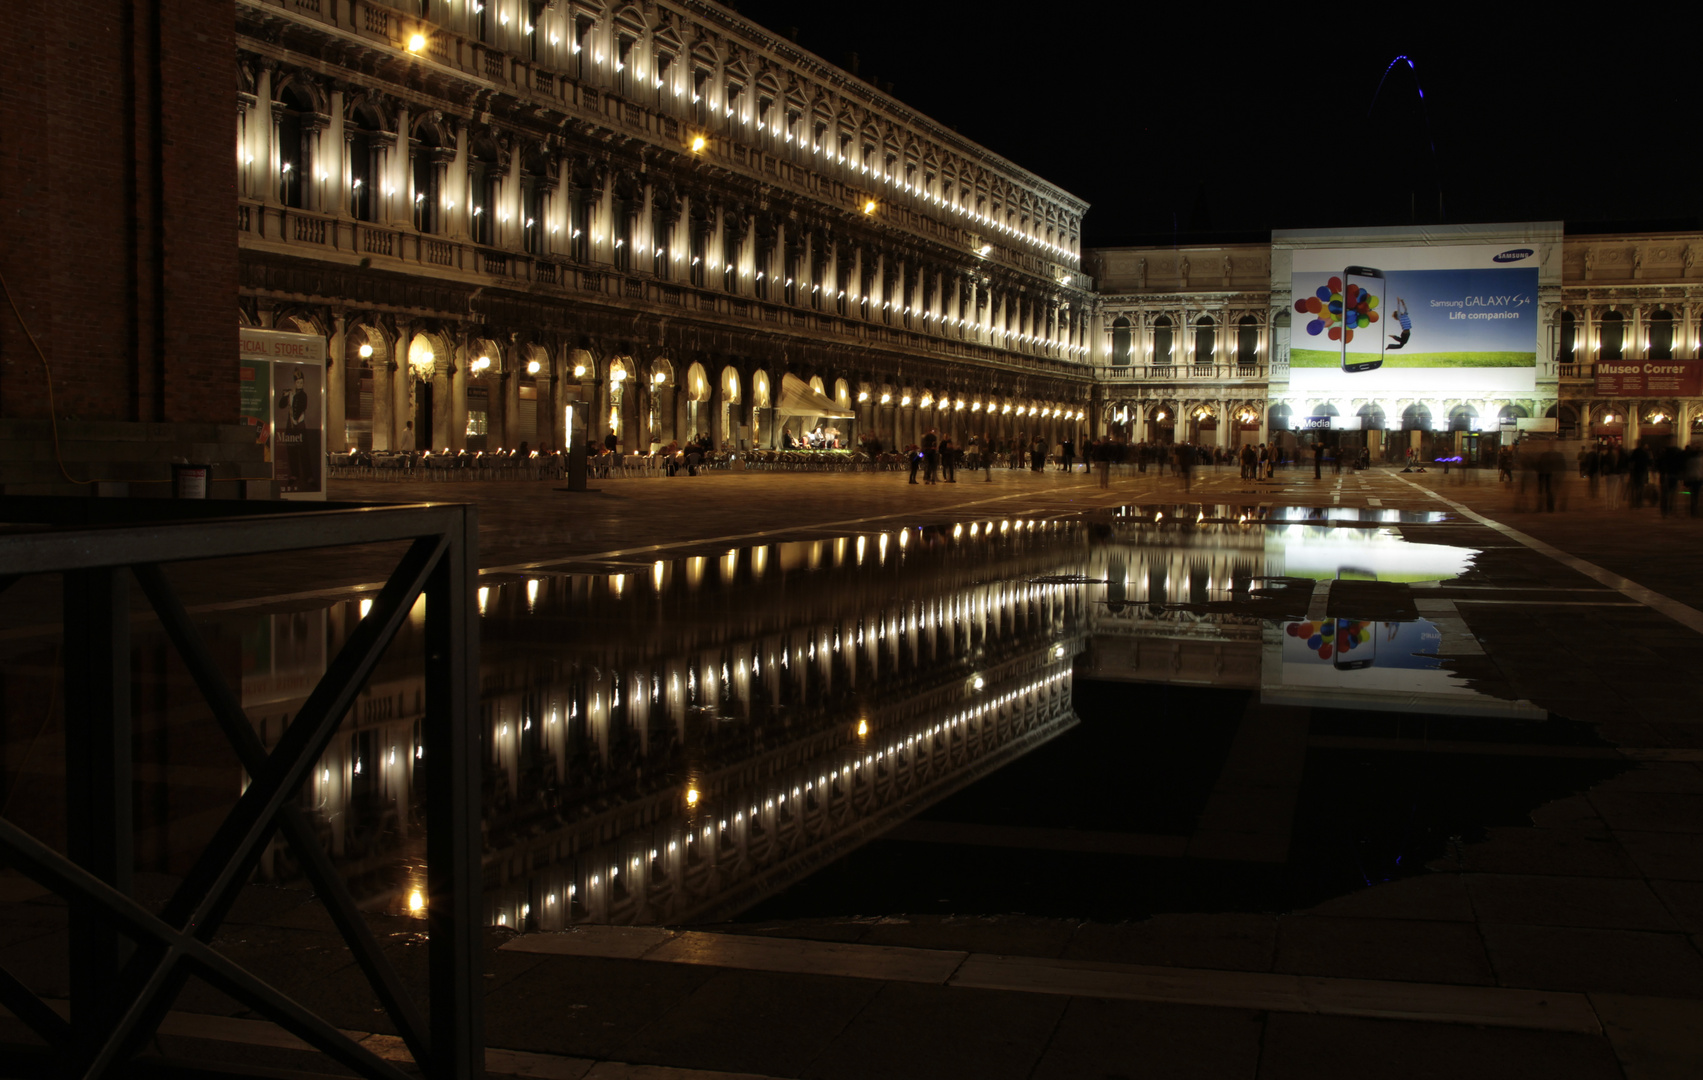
[1276,225,1559,401]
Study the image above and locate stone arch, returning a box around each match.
[403,330,453,450]
[273,310,326,337]
[684,362,710,401]
[273,71,328,116]
[682,361,711,444]
[344,90,394,132]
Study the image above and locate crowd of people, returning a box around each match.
[1489,439,1703,515]
[877,431,1313,491]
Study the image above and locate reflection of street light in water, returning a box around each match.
[408,889,424,914]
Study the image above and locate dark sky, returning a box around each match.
[734,2,1699,246]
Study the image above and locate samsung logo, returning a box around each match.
[1493,248,1534,263]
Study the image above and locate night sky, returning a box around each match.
[734,2,1698,246]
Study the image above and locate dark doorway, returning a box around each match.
[416,379,434,449]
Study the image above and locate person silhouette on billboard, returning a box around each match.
[1388,297,1412,350]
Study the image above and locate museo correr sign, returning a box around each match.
[1594,361,1702,397]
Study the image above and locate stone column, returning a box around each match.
[487,371,508,449]
[393,323,414,449]
[503,343,524,450]
[372,335,394,452]
[327,311,347,451]
[253,67,275,206]
[449,333,470,451]
[539,370,558,451]
[431,363,454,452]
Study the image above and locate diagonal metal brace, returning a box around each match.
[0,960,71,1050]
[79,535,447,1079]
[0,817,413,1080]
[130,561,432,1066]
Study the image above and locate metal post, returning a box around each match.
[424,505,484,1080]
[62,567,133,1038]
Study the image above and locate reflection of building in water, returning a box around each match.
[240,513,1506,923]
[255,524,1092,924]
[1082,523,1267,688]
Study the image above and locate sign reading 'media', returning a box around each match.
[1594,361,1702,397]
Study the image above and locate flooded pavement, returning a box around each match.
[6,471,1703,1080]
[0,502,1624,934]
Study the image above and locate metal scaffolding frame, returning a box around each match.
[0,497,484,1080]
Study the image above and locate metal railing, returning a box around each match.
[1093,362,1267,382]
[0,497,483,1080]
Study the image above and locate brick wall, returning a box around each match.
[0,0,237,426]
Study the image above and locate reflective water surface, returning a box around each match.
[1,506,1614,929]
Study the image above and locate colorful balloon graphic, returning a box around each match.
[1294,276,1380,343]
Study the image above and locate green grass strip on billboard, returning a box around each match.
[1290,349,1536,369]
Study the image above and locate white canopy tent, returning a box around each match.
[774,373,854,419]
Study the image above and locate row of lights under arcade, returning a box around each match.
[490,649,1073,926]
[379,523,1071,647]
[473,519,1073,615]
[858,392,1087,421]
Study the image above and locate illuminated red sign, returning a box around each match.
[1595,361,1702,396]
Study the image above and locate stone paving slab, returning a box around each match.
[506,925,1601,1034]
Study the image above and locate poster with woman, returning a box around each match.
[273,362,322,495]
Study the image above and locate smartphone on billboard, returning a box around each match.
[1333,618,1377,670]
[1340,266,1385,373]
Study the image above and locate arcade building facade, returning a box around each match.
[233,0,1703,466]
[236,0,1095,457]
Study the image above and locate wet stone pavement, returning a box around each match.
[3,463,1703,1079]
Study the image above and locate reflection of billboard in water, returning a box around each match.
[1290,244,1540,397]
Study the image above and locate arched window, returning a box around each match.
[519,149,549,255]
[1448,405,1477,432]
[1558,311,1576,363]
[411,126,445,234]
[467,137,500,247]
[275,85,316,210]
[1152,316,1173,366]
[1600,311,1625,361]
[1194,316,1215,365]
[346,103,384,222]
[1111,317,1131,367]
[1650,310,1675,360]
[1237,316,1259,367]
[1401,404,1433,431]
